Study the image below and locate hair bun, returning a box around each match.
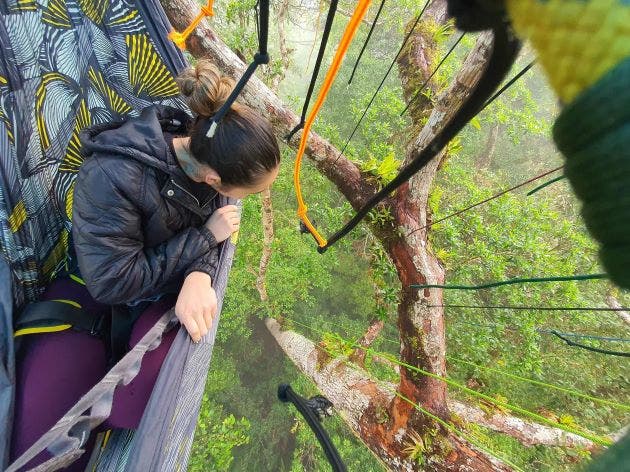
[176,59,235,118]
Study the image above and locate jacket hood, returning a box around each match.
[79,105,192,178]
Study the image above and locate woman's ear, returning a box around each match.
[203,167,221,186]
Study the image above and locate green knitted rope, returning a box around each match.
[553,57,630,289]
[526,175,566,196]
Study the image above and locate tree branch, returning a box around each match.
[448,400,598,451]
[266,318,512,470]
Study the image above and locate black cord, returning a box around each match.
[478,59,536,112]
[347,0,386,85]
[455,320,630,357]
[286,0,339,142]
[320,23,522,252]
[207,0,270,136]
[334,0,432,161]
[549,331,630,358]
[278,384,347,472]
[399,31,466,116]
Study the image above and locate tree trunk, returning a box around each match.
[349,318,385,366]
[256,188,274,303]
[476,123,500,169]
[448,401,597,451]
[271,0,291,91]
[266,318,513,471]
[159,1,504,468]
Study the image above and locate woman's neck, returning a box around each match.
[172,137,202,182]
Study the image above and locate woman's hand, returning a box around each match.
[175,271,218,343]
[205,205,240,243]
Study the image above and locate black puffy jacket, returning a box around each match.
[72,105,220,305]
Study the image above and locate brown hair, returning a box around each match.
[176,60,280,187]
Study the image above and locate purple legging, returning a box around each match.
[10,279,177,470]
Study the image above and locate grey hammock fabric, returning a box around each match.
[8,227,235,471]
[125,224,236,471]
[1,0,237,471]
[0,257,14,469]
[6,307,178,472]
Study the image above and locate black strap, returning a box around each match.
[207,0,270,135]
[286,0,339,142]
[16,300,105,337]
[320,22,521,252]
[278,384,346,472]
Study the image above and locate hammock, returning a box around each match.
[0,0,234,470]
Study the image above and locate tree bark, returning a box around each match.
[256,188,274,303]
[266,318,512,471]
[271,0,291,91]
[606,295,630,326]
[476,123,500,169]
[448,401,597,451]
[349,318,385,366]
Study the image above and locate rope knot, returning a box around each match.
[168,31,187,50]
[254,52,270,65]
[200,5,214,17]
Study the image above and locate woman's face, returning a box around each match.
[212,165,280,199]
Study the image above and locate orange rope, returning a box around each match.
[293,0,373,248]
[168,0,215,50]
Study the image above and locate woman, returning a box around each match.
[11,60,280,469]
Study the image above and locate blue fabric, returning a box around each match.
[0,257,14,469]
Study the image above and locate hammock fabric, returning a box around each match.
[0,0,235,470]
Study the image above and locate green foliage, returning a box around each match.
[402,430,427,465]
[321,332,354,358]
[359,152,401,187]
[189,395,250,471]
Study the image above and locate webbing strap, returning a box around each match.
[15,300,104,337]
[207,0,270,137]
